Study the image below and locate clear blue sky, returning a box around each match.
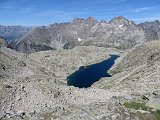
[0,0,160,26]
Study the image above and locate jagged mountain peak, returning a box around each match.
[73,17,98,25]
[111,16,127,21]
[3,16,160,53]
[109,16,132,25]
[86,17,98,23]
[86,16,97,20]
[73,18,86,23]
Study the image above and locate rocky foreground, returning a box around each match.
[0,40,160,120]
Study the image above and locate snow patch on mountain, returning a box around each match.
[119,25,123,28]
[78,38,82,41]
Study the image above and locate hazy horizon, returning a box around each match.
[0,0,160,26]
[0,16,160,26]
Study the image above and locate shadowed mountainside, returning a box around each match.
[10,17,159,53]
[0,25,34,42]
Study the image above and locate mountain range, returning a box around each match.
[0,25,34,42]
[1,16,160,53]
[1,16,160,120]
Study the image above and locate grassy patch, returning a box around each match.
[153,109,160,120]
[124,101,160,120]
[123,101,149,111]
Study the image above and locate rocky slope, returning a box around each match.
[10,16,159,53]
[139,20,160,38]
[0,25,34,42]
[10,17,98,53]
[0,37,9,47]
[1,40,160,119]
[0,46,127,120]
[94,40,160,93]
[93,40,160,118]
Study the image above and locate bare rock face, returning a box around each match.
[90,16,146,49]
[10,16,160,53]
[139,20,160,38]
[73,17,98,27]
[109,16,132,25]
[10,26,54,53]
[138,21,159,41]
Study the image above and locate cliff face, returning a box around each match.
[10,17,160,53]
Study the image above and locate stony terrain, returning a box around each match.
[93,40,160,119]
[0,25,34,42]
[1,39,160,119]
[139,20,160,38]
[0,37,9,47]
[94,40,160,94]
[10,17,160,53]
[0,45,127,120]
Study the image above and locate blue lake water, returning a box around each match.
[67,54,119,88]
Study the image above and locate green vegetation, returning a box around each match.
[123,101,149,111]
[153,109,160,120]
[123,101,160,120]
